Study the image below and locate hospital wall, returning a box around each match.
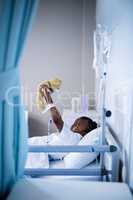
[96,0,133,184]
[20,0,96,136]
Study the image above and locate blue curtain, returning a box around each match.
[0,0,38,198]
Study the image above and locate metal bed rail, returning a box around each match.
[24,145,117,179]
[28,144,117,153]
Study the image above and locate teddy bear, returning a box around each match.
[36,78,62,112]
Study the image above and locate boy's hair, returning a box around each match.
[80,116,97,133]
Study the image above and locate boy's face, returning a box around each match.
[70,118,89,135]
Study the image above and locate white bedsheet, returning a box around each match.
[26,136,49,169]
[8,178,133,200]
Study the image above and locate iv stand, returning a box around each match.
[97,26,112,180]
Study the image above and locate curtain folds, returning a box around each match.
[0,0,38,198]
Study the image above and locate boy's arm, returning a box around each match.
[41,85,64,132]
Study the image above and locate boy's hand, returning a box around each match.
[39,84,48,93]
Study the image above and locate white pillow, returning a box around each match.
[64,127,101,169]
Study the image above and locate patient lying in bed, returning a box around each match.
[26,85,98,168]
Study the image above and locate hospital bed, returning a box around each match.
[24,109,120,182]
[24,132,119,182]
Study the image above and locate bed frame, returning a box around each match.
[24,142,119,181]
